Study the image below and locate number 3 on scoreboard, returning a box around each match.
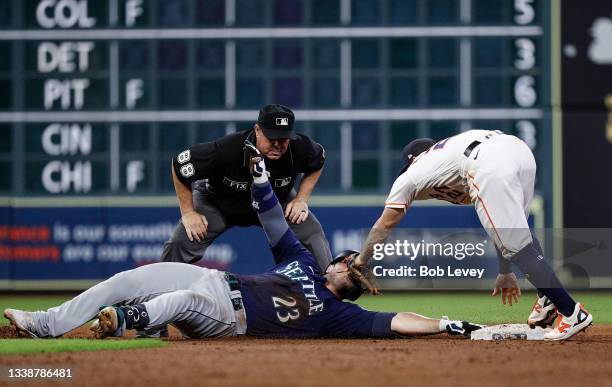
[272,296,300,323]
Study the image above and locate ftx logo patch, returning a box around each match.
[274,177,292,187]
[223,177,248,190]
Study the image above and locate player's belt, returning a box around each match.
[224,272,241,291]
[464,141,482,157]
[224,272,244,311]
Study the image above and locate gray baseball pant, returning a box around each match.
[31,263,245,338]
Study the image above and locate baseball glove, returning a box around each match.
[346,254,381,296]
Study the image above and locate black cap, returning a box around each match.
[328,249,360,267]
[398,138,435,175]
[257,104,296,140]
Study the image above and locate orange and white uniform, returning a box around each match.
[385,130,536,258]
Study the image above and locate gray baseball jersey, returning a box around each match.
[386,130,536,258]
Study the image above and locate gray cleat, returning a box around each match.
[4,308,39,338]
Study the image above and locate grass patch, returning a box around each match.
[356,291,612,324]
[0,338,166,355]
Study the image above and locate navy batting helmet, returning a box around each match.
[328,249,360,267]
[398,138,435,175]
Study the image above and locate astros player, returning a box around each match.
[3,142,482,340]
[356,129,593,341]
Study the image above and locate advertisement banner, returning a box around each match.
[0,205,481,286]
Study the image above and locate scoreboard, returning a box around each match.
[0,0,552,207]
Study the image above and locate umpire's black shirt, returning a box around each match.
[172,129,325,226]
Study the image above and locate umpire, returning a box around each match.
[162,104,332,271]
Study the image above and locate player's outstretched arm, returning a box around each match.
[357,207,405,266]
[245,141,290,245]
[391,312,483,337]
[390,312,440,336]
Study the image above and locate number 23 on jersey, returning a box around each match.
[272,296,301,323]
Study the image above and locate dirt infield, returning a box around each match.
[1,325,611,387]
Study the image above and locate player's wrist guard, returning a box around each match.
[440,317,485,337]
[498,256,513,274]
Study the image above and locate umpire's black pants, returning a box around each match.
[160,189,333,272]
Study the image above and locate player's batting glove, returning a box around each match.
[346,254,381,296]
[243,140,265,178]
[441,317,485,337]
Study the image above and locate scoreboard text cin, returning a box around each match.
[38,124,147,194]
[40,123,91,193]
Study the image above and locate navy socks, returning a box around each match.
[531,237,544,299]
[511,242,576,316]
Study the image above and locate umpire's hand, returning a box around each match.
[182,211,208,242]
[285,198,309,224]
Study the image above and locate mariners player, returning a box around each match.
[356,130,593,341]
[4,142,482,340]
